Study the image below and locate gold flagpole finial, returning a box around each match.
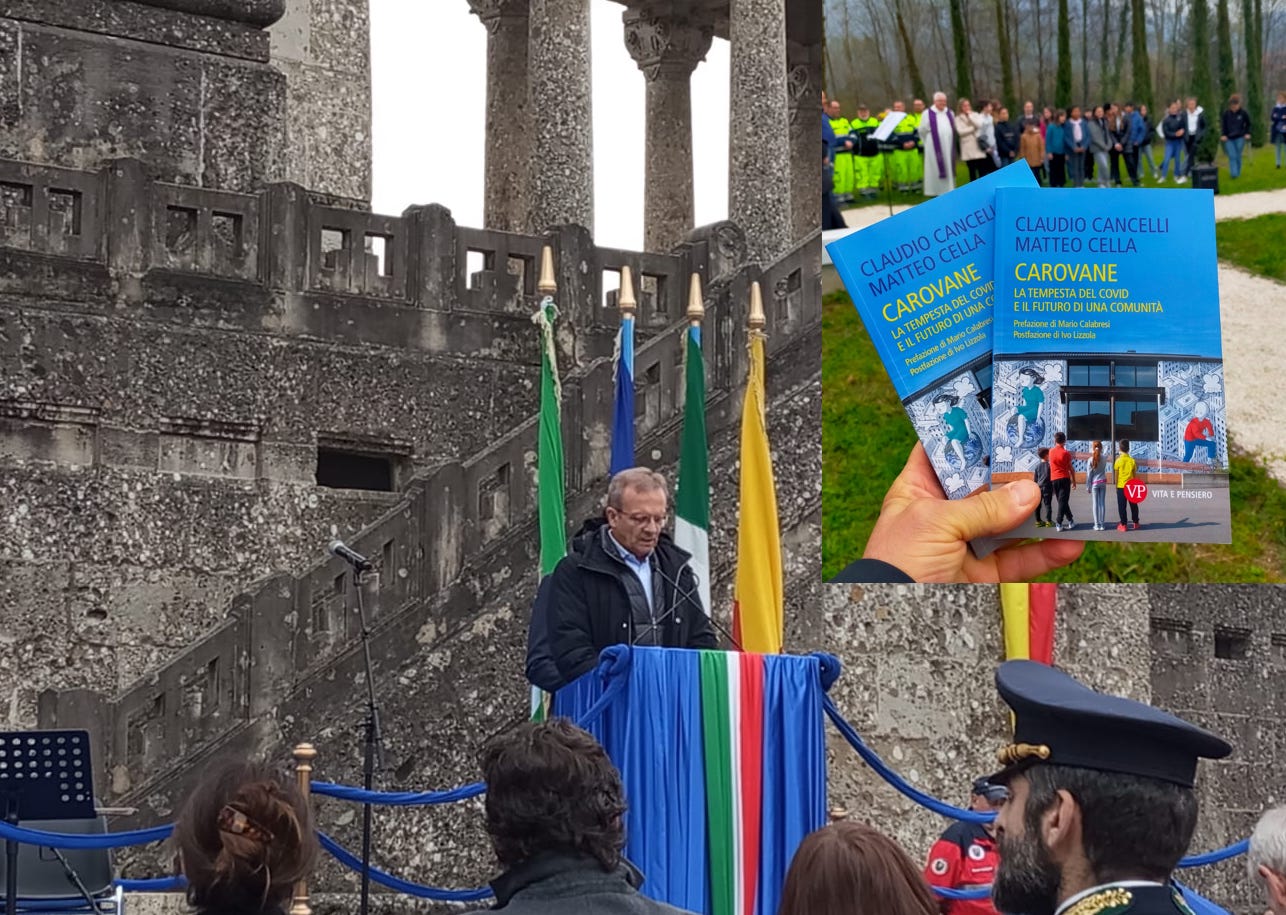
[749,281,766,330]
[618,265,638,317]
[687,273,705,325]
[537,245,557,296]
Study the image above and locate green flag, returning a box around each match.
[531,297,566,720]
[674,324,710,614]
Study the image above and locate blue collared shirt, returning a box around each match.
[607,530,654,611]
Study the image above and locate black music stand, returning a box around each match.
[0,731,98,915]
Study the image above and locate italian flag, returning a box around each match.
[674,316,710,614]
[700,650,766,915]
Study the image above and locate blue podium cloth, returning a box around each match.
[553,646,827,915]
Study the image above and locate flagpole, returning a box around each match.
[610,266,637,475]
[675,273,712,616]
[532,245,563,722]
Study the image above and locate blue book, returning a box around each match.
[988,187,1231,544]
[826,162,1039,502]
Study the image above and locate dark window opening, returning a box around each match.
[507,255,533,295]
[1067,397,1112,441]
[641,273,664,315]
[204,657,220,711]
[1115,398,1159,441]
[212,211,243,260]
[316,448,395,491]
[973,365,993,410]
[166,206,197,256]
[1214,626,1251,660]
[48,189,82,236]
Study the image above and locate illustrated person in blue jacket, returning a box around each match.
[934,393,973,468]
[1014,367,1045,447]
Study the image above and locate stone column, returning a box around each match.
[623,12,713,253]
[729,0,792,265]
[787,37,823,242]
[467,0,531,233]
[527,0,594,233]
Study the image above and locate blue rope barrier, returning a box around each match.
[312,650,630,807]
[317,831,492,903]
[934,885,992,900]
[824,696,1249,870]
[116,876,185,891]
[822,695,993,824]
[0,821,173,849]
[1178,839,1250,867]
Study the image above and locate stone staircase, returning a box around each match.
[38,230,822,894]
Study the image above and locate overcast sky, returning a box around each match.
[369,1,731,252]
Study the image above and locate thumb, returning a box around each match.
[938,480,1042,541]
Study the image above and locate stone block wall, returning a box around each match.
[0,0,287,192]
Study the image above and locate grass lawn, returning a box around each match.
[839,139,1286,210]
[1214,213,1286,282]
[821,286,1286,582]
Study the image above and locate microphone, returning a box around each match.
[329,540,373,571]
[650,562,746,652]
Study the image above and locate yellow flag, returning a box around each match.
[999,583,1031,661]
[732,327,783,654]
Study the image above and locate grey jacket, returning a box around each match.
[483,853,696,915]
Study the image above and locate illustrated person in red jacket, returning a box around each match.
[923,778,1008,915]
[1183,401,1217,464]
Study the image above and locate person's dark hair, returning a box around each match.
[1038,447,1050,459]
[480,719,626,872]
[1054,432,1066,445]
[779,821,938,915]
[933,393,960,407]
[1022,765,1198,881]
[1120,438,1131,452]
[174,761,316,914]
[1055,109,1067,119]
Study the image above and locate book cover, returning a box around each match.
[987,187,1232,544]
[825,162,1039,501]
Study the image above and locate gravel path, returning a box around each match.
[836,186,1286,482]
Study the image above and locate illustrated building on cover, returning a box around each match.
[988,187,1231,543]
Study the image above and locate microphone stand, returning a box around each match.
[351,568,382,915]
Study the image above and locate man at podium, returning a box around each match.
[549,468,717,683]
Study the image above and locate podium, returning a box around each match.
[553,647,828,915]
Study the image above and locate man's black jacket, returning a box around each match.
[550,518,716,683]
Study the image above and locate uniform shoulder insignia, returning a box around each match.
[1063,887,1134,915]
[1170,887,1197,915]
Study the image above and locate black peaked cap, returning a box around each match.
[989,660,1232,788]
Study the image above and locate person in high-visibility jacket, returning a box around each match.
[850,103,883,196]
[890,100,921,191]
[827,100,855,201]
[910,98,927,188]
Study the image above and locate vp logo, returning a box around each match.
[1124,480,1148,504]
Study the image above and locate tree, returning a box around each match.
[892,0,928,102]
[1191,0,1213,107]
[1056,0,1074,107]
[1081,0,1090,101]
[1244,0,1267,143]
[1216,0,1236,104]
[949,0,973,99]
[1130,0,1154,113]
[996,0,1017,107]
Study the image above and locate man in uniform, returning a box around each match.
[988,660,1232,915]
[850,103,883,197]
[924,777,1008,915]
[827,100,855,203]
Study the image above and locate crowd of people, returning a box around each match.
[823,89,1286,209]
[165,661,1286,915]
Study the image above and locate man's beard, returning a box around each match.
[993,829,1062,915]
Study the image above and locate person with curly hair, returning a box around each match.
[480,719,694,914]
[778,819,939,915]
[174,761,317,915]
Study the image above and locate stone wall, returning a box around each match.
[0,0,287,191]
[807,583,1279,915]
[269,0,372,203]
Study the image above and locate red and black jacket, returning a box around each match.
[923,821,1001,915]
